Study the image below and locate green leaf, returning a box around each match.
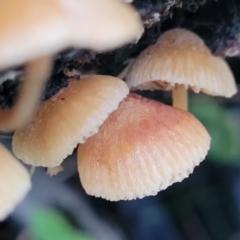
[189,95,240,164]
[29,208,92,240]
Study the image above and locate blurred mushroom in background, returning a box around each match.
[0,0,143,131]
[0,144,30,221]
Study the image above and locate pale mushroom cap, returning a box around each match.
[126,28,237,97]
[0,0,143,69]
[78,93,210,201]
[0,144,31,220]
[13,75,129,167]
[69,0,143,51]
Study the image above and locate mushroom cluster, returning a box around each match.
[12,74,211,201]
[0,2,237,218]
[12,73,211,201]
[0,0,143,220]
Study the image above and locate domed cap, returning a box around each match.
[0,144,31,220]
[13,75,129,167]
[126,28,237,97]
[78,93,211,201]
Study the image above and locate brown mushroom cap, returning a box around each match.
[126,28,237,97]
[0,144,31,220]
[77,93,210,201]
[12,75,129,167]
[0,0,143,70]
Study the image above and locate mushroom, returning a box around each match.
[126,28,237,110]
[77,93,210,201]
[0,0,143,130]
[12,75,129,167]
[0,144,31,220]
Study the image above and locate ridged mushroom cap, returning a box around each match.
[13,75,129,167]
[0,144,31,220]
[0,0,143,69]
[77,93,211,201]
[126,28,237,97]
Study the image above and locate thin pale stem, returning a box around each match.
[117,59,135,79]
[47,165,63,177]
[0,55,53,131]
[172,84,188,111]
[29,166,36,177]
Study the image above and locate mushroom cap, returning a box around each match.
[126,28,237,97]
[0,144,31,220]
[0,0,143,69]
[77,93,211,201]
[12,75,129,167]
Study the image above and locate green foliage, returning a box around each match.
[189,95,240,164]
[29,208,93,240]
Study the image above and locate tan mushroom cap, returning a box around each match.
[0,144,31,220]
[126,28,237,97]
[0,0,143,70]
[13,75,129,167]
[77,93,210,201]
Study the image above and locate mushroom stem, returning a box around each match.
[47,165,63,176]
[172,84,188,110]
[29,166,36,177]
[0,55,53,131]
[117,59,135,79]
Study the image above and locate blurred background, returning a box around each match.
[0,57,240,240]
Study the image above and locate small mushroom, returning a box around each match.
[126,28,237,110]
[12,75,129,167]
[0,144,31,220]
[77,93,210,201]
[0,0,143,130]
